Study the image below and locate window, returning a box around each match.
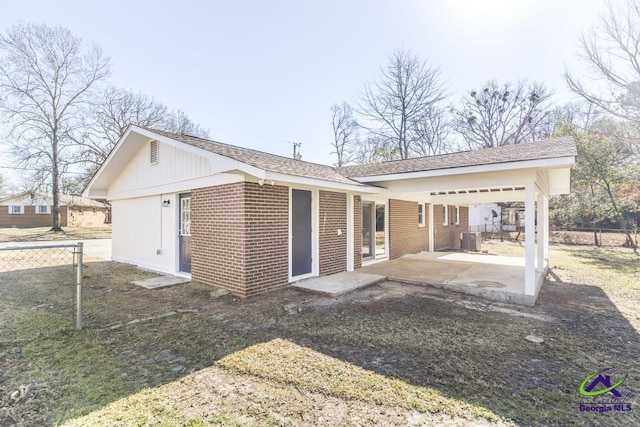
[92,208,97,215]
[418,204,425,227]
[150,140,159,164]
[442,205,448,226]
[455,206,460,225]
[36,205,51,214]
[180,198,191,236]
[8,205,24,214]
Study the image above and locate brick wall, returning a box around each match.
[191,182,289,298]
[0,206,68,228]
[353,195,362,269]
[192,182,247,295]
[67,207,108,227]
[243,183,289,296]
[318,190,347,275]
[388,199,429,259]
[433,205,469,250]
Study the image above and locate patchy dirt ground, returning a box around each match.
[0,226,111,242]
[0,242,639,426]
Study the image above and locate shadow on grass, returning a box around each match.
[1,261,639,426]
[553,244,639,275]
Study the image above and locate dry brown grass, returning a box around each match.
[0,226,111,242]
[1,242,638,426]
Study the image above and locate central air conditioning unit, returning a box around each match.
[461,231,481,251]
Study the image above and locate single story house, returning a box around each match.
[0,192,110,228]
[84,125,576,300]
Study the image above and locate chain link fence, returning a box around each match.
[0,242,83,330]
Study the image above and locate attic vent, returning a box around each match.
[150,140,159,164]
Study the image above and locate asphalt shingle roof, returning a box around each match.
[147,128,576,183]
[148,129,366,186]
[338,137,577,178]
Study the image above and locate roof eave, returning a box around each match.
[349,156,576,183]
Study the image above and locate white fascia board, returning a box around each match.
[83,125,138,198]
[351,156,576,183]
[106,173,244,201]
[134,127,267,180]
[85,189,108,199]
[263,171,384,194]
[83,126,268,199]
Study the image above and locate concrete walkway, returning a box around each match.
[132,275,191,289]
[292,271,386,297]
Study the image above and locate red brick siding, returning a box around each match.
[388,199,429,259]
[353,196,362,269]
[191,182,289,298]
[433,205,469,250]
[192,183,247,296]
[0,206,68,228]
[243,183,289,297]
[318,191,347,275]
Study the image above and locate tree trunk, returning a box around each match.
[593,223,599,247]
[51,131,63,232]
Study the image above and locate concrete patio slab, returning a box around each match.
[360,251,541,306]
[132,275,191,289]
[292,271,386,297]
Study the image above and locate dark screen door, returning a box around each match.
[179,193,192,273]
[291,189,312,276]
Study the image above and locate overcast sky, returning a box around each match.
[1,0,607,185]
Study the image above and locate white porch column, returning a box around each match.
[524,183,536,296]
[428,203,434,252]
[346,193,354,271]
[536,192,549,272]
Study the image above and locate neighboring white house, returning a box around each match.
[468,203,502,233]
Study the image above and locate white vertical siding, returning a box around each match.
[111,194,178,274]
[109,140,212,197]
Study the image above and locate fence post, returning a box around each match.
[75,242,83,331]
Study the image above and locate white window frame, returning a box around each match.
[442,205,448,226]
[150,140,159,165]
[455,206,460,225]
[36,205,51,214]
[8,205,24,215]
[180,197,192,236]
[418,203,425,227]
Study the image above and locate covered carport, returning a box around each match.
[344,137,577,303]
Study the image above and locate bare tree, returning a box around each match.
[165,109,209,137]
[79,87,210,177]
[330,102,358,167]
[453,80,552,149]
[358,48,446,159]
[0,23,110,231]
[409,104,455,157]
[80,86,170,169]
[537,102,604,139]
[565,0,640,124]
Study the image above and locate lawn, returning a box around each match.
[0,226,112,242]
[0,241,638,426]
